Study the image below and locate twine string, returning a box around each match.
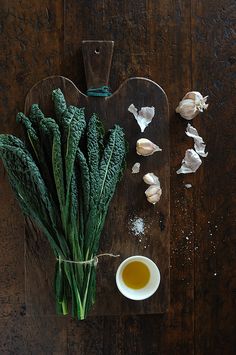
[86,86,111,97]
[57,253,120,267]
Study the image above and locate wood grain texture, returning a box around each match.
[82,40,114,89]
[24,70,169,316]
[0,0,235,353]
[191,1,236,354]
[147,3,195,355]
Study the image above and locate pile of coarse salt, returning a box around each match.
[130,217,145,237]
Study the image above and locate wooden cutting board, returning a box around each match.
[24,41,170,316]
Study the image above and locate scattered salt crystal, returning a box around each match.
[186,236,189,240]
[214,272,217,276]
[130,217,145,236]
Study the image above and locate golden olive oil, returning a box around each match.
[122,261,150,289]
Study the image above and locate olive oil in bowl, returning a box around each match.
[116,255,161,301]
[122,261,150,289]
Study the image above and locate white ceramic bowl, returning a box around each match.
[116,255,161,301]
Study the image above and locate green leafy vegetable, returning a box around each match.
[0,88,127,320]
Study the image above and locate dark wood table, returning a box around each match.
[0,0,235,353]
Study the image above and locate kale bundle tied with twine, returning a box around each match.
[0,89,127,320]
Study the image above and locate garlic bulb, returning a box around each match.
[145,185,162,205]
[136,138,162,156]
[176,91,208,120]
[176,99,199,120]
[183,91,209,112]
[131,162,140,174]
[143,172,160,186]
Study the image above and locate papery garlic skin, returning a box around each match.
[185,123,208,157]
[128,104,155,132]
[132,162,140,174]
[176,91,208,120]
[136,138,162,156]
[143,172,160,186]
[139,107,155,121]
[176,149,202,174]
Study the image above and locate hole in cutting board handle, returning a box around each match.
[82,40,114,89]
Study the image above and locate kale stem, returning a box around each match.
[61,298,68,315]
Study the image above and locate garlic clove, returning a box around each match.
[136,138,162,156]
[145,184,160,197]
[145,185,162,204]
[147,189,162,204]
[128,104,155,132]
[145,185,162,205]
[143,174,162,204]
[176,149,202,174]
[131,162,140,174]
[143,172,160,186]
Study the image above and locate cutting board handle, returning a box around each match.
[82,40,114,91]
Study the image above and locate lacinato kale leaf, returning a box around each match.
[0,89,127,320]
